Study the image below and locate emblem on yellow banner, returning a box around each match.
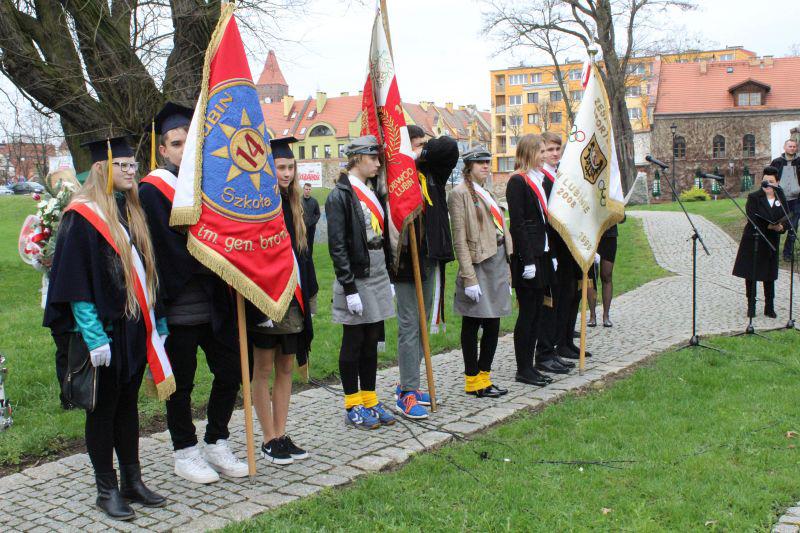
[580,134,607,185]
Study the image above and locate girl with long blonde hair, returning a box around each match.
[44,137,168,520]
[248,137,317,464]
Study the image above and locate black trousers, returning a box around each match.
[339,322,382,396]
[53,332,70,396]
[85,364,145,474]
[461,316,500,376]
[745,279,775,315]
[514,286,544,373]
[165,324,241,451]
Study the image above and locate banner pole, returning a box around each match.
[236,292,257,480]
[409,229,437,411]
[579,271,588,375]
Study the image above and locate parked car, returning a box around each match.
[0,185,13,196]
[10,182,44,195]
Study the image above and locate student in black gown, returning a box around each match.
[732,166,787,318]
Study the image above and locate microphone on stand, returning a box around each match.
[645,155,669,169]
[700,172,724,182]
[761,180,783,190]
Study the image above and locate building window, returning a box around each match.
[720,53,734,61]
[712,135,726,158]
[510,136,520,147]
[627,63,645,75]
[673,136,686,159]
[498,156,515,172]
[282,128,289,135]
[570,90,583,101]
[508,115,523,127]
[625,85,642,98]
[508,94,522,106]
[527,113,539,125]
[312,145,319,159]
[338,144,345,157]
[737,92,761,106]
[742,134,756,157]
[509,74,528,85]
[290,112,297,119]
[495,75,505,88]
[569,68,582,80]
[299,127,306,135]
[549,112,562,124]
[307,110,315,118]
[530,73,542,83]
[309,124,333,137]
[527,92,538,104]
[298,146,306,159]
[549,91,562,102]
[627,108,642,120]
[324,145,331,158]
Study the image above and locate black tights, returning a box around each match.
[85,365,145,474]
[461,317,500,376]
[339,322,382,396]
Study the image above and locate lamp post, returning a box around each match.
[670,123,677,201]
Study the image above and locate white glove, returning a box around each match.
[346,293,364,315]
[90,344,111,367]
[390,284,396,297]
[522,264,537,279]
[464,284,482,303]
[257,319,274,328]
[595,253,601,265]
[552,258,558,271]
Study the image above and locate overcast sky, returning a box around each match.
[260,0,799,110]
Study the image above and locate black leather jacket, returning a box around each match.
[325,173,380,295]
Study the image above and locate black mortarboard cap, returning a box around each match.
[270,136,298,159]
[80,136,134,164]
[153,102,193,135]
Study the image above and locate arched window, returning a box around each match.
[712,135,726,158]
[673,135,686,159]
[308,124,333,137]
[742,134,756,158]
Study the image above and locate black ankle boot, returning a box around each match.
[120,463,166,507]
[765,303,777,319]
[95,471,135,520]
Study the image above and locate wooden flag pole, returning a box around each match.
[579,271,588,375]
[236,293,257,480]
[409,229,438,411]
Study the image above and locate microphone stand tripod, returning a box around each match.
[655,165,722,352]
[715,184,775,338]
[766,187,797,330]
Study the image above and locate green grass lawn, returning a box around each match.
[228,330,800,532]
[0,195,665,465]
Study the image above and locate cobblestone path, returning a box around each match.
[1,211,796,532]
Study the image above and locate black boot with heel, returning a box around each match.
[95,471,135,520]
[120,462,167,507]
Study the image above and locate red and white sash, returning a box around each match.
[65,201,175,400]
[140,169,178,203]
[541,165,556,185]
[524,170,549,220]
[348,175,385,234]
[472,182,504,235]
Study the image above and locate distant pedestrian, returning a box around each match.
[769,139,800,261]
[301,181,320,255]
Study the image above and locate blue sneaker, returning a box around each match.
[394,385,431,406]
[370,402,396,426]
[395,392,428,419]
[345,405,380,430]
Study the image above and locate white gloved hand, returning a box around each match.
[552,257,558,271]
[595,253,601,265]
[464,284,482,303]
[90,344,111,367]
[257,318,274,328]
[346,293,364,315]
[390,284,396,297]
[522,264,537,279]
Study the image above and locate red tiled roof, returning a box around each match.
[654,57,800,114]
[256,50,287,87]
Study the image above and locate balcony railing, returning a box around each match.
[494,105,506,114]
[495,83,506,92]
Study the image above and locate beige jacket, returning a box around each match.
[448,181,512,286]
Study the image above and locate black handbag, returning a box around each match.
[61,333,99,412]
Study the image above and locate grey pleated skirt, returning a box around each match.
[453,245,512,319]
[332,248,396,325]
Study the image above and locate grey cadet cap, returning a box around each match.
[461,146,492,162]
[345,135,381,156]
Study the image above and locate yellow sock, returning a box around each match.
[361,390,378,408]
[344,391,362,409]
[479,370,492,389]
[465,374,482,392]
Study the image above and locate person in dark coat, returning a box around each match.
[44,136,167,520]
[390,125,459,420]
[301,182,320,256]
[506,134,558,387]
[769,139,799,261]
[732,166,788,318]
[248,137,316,464]
[139,102,248,484]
